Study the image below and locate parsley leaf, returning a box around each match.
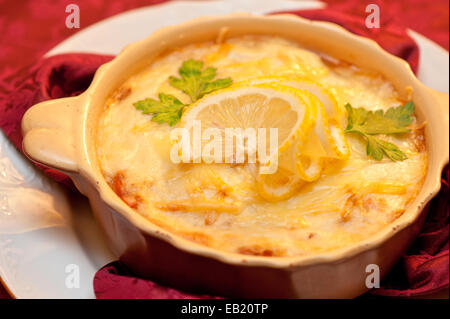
[169,59,232,102]
[365,134,408,161]
[133,93,185,126]
[134,59,232,125]
[344,102,414,161]
[345,102,414,135]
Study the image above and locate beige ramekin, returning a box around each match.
[21,14,449,298]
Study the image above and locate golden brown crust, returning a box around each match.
[204,211,218,226]
[105,86,132,108]
[110,171,142,209]
[145,216,213,246]
[341,193,357,222]
[114,86,132,102]
[411,127,427,153]
[237,245,285,257]
[179,231,212,246]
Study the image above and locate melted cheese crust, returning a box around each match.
[97,36,427,257]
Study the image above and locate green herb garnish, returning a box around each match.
[134,93,185,126]
[169,59,233,103]
[344,102,414,161]
[133,59,232,126]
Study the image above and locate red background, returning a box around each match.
[0,0,448,78]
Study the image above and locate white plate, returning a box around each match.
[1,0,448,299]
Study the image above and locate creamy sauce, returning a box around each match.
[97,36,427,257]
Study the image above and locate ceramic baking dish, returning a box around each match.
[21,14,449,298]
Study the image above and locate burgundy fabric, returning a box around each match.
[0,53,113,187]
[369,167,449,297]
[274,3,420,74]
[0,0,448,299]
[0,0,169,86]
[94,262,222,299]
[323,0,449,51]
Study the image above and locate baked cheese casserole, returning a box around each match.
[97,35,427,257]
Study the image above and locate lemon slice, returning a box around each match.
[256,136,322,201]
[243,77,350,200]
[295,89,349,160]
[256,166,306,202]
[178,83,319,201]
[246,76,349,160]
[177,81,348,202]
[246,75,342,121]
[178,82,314,169]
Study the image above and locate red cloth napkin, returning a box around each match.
[94,262,223,299]
[273,5,420,73]
[322,0,449,51]
[0,53,113,187]
[0,1,448,299]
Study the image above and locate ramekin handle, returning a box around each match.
[427,87,449,160]
[21,96,81,172]
[431,89,449,117]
